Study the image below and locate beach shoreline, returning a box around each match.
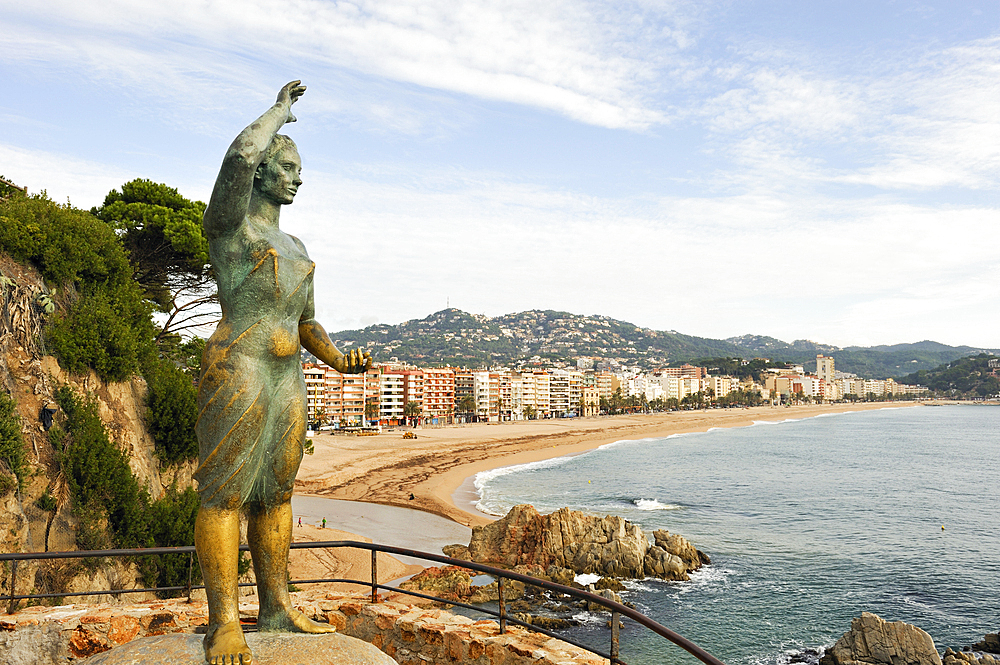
[295,401,925,530]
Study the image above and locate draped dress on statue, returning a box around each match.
[194,228,315,510]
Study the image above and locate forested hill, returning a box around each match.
[330,309,745,368]
[900,354,1000,397]
[330,309,998,378]
[727,336,1000,379]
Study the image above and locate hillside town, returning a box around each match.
[303,354,929,427]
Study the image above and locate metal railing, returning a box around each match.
[0,542,725,665]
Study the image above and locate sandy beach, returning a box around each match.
[295,402,917,529]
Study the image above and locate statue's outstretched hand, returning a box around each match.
[276,80,306,123]
[333,348,372,374]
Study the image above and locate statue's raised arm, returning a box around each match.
[203,81,306,240]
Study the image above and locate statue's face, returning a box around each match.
[255,146,302,205]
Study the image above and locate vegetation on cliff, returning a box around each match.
[52,385,203,593]
[0,177,209,595]
[0,392,27,492]
[0,191,155,381]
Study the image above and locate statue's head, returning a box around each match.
[254,134,301,205]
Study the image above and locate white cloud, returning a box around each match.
[838,37,1000,191]
[278,161,1000,345]
[1,0,682,130]
[0,144,133,207]
[700,36,1000,193]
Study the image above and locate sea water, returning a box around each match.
[473,406,1000,665]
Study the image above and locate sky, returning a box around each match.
[1,1,998,349]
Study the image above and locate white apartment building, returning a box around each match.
[510,370,550,419]
[473,371,500,422]
[379,372,405,421]
[548,369,585,416]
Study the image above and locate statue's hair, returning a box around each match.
[260,134,298,168]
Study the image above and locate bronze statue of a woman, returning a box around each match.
[194,80,371,665]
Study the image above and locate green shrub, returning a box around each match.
[145,484,201,594]
[0,193,156,382]
[144,357,199,465]
[54,387,151,550]
[35,491,57,512]
[53,386,205,593]
[0,193,131,287]
[47,282,155,382]
[0,392,26,488]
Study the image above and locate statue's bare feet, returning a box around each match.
[257,606,336,634]
[204,621,253,664]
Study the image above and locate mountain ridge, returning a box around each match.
[329,308,999,379]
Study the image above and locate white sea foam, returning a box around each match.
[574,573,601,586]
[473,456,578,514]
[632,498,682,511]
[572,611,607,624]
[674,565,733,595]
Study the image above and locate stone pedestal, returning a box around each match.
[84,632,398,665]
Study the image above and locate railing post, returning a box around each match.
[185,552,194,601]
[7,559,18,614]
[498,576,506,634]
[611,609,620,664]
[371,549,378,603]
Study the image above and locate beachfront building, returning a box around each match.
[473,371,501,422]
[453,369,475,420]
[423,367,456,424]
[595,372,615,400]
[400,370,425,422]
[816,355,836,384]
[510,370,550,419]
[652,373,704,401]
[497,372,513,421]
[304,363,327,424]
[379,371,405,423]
[582,386,600,416]
[707,375,740,399]
[550,369,568,416]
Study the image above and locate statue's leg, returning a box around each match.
[248,499,336,633]
[195,505,253,664]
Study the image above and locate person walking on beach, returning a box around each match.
[297,517,302,527]
[321,517,326,529]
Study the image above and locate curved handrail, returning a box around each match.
[0,541,725,665]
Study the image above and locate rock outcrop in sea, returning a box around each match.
[820,612,942,665]
[444,504,710,581]
[820,613,1000,665]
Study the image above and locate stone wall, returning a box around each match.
[0,590,606,665]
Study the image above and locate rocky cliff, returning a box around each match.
[0,253,195,600]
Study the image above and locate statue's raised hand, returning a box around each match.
[276,80,306,123]
[333,348,372,374]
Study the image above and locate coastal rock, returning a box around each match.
[944,648,1000,665]
[398,565,472,601]
[970,634,1000,655]
[819,612,941,665]
[586,587,622,612]
[441,544,470,560]
[643,530,709,580]
[465,504,708,581]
